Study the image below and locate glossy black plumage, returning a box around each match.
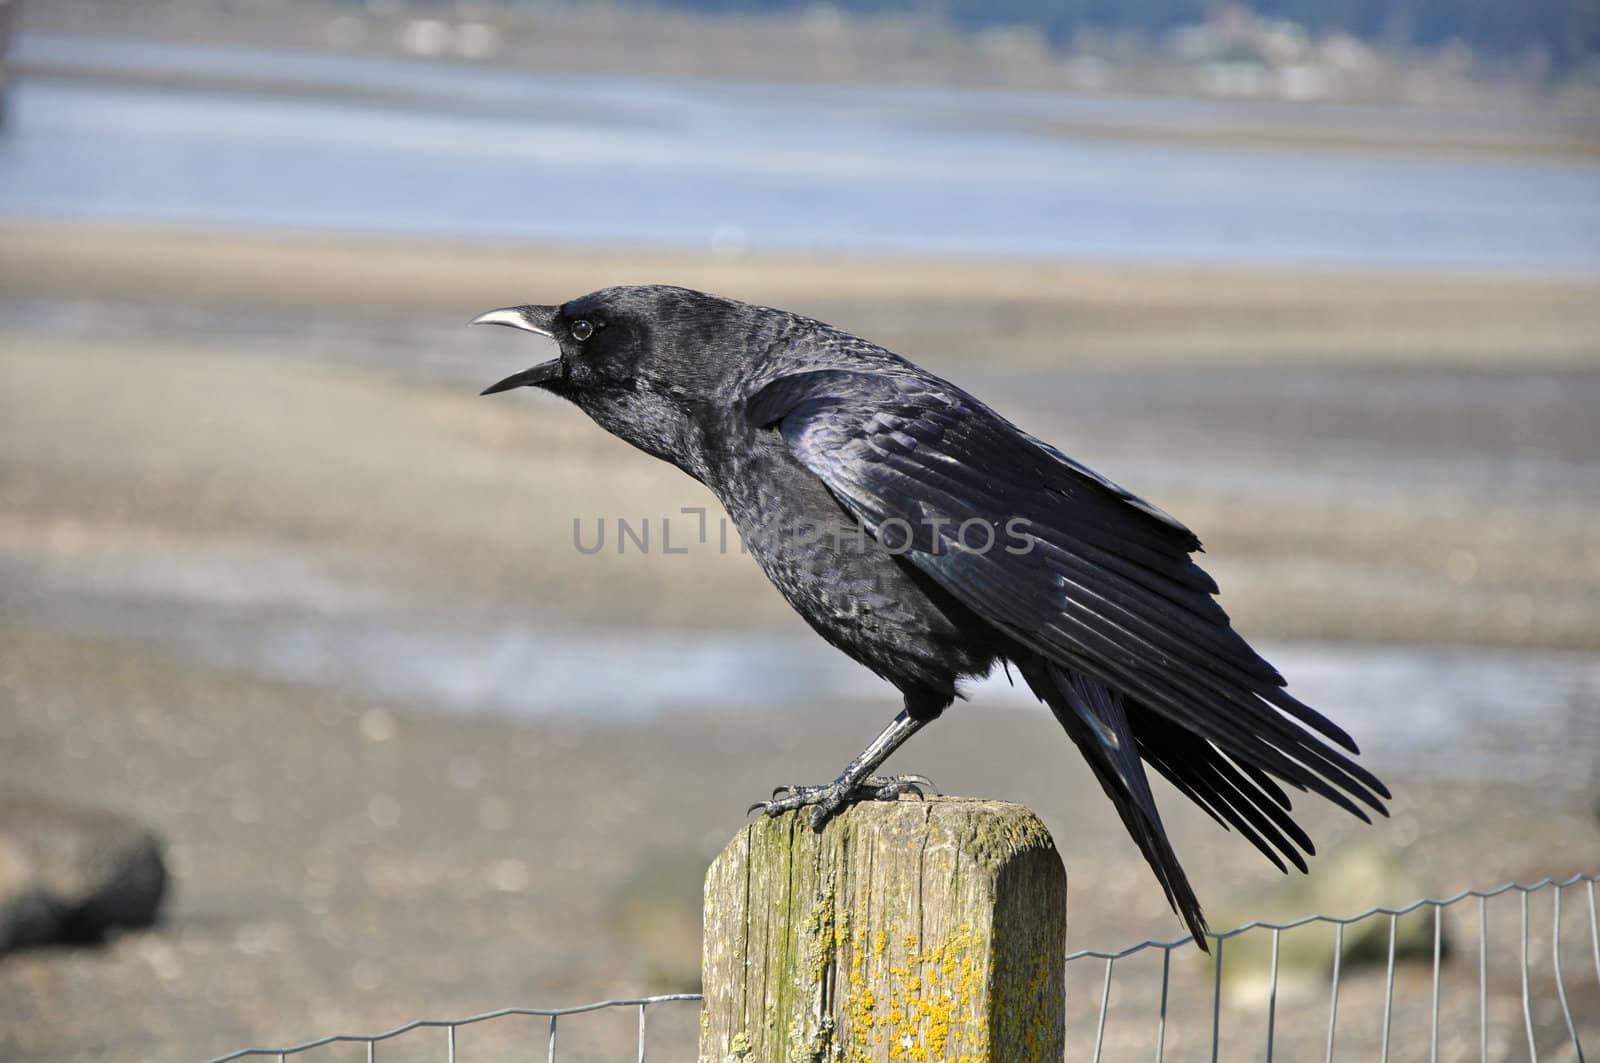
[473,285,1391,947]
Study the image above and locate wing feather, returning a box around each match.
[745,368,1390,824]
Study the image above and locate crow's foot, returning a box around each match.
[748,774,935,831]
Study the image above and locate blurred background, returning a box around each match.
[1,0,1598,1059]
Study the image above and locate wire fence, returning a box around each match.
[196,995,703,1063]
[1064,871,1600,1062]
[200,871,1599,1063]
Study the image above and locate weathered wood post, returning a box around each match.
[700,796,1066,1062]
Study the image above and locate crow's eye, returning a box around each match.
[570,319,594,341]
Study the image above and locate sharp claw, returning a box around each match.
[747,771,932,827]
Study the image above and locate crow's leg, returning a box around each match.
[750,710,933,831]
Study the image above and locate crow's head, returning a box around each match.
[472,285,752,469]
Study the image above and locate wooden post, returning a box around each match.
[700,797,1066,1063]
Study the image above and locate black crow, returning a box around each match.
[472,285,1389,945]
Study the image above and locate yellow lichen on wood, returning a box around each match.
[699,797,1066,1062]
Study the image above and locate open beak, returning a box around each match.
[470,305,565,395]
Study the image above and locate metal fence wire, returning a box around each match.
[196,996,703,1063]
[201,871,1599,1063]
[1065,872,1599,1062]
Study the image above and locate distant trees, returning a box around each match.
[646,0,1598,70]
[1252,0,1598,68]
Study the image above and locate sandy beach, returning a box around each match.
[3,221,1599,1060]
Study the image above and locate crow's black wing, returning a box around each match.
[746,367,1389,831]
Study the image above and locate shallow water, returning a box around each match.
[4,33,1599,271]
[5,538,1595,794]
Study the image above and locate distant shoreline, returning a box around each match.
[12,27,1599,166]
[17,58,1597,164]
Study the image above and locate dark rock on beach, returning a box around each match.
[0,792,168,952]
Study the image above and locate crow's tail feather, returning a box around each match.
[1017,654,1211,950]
